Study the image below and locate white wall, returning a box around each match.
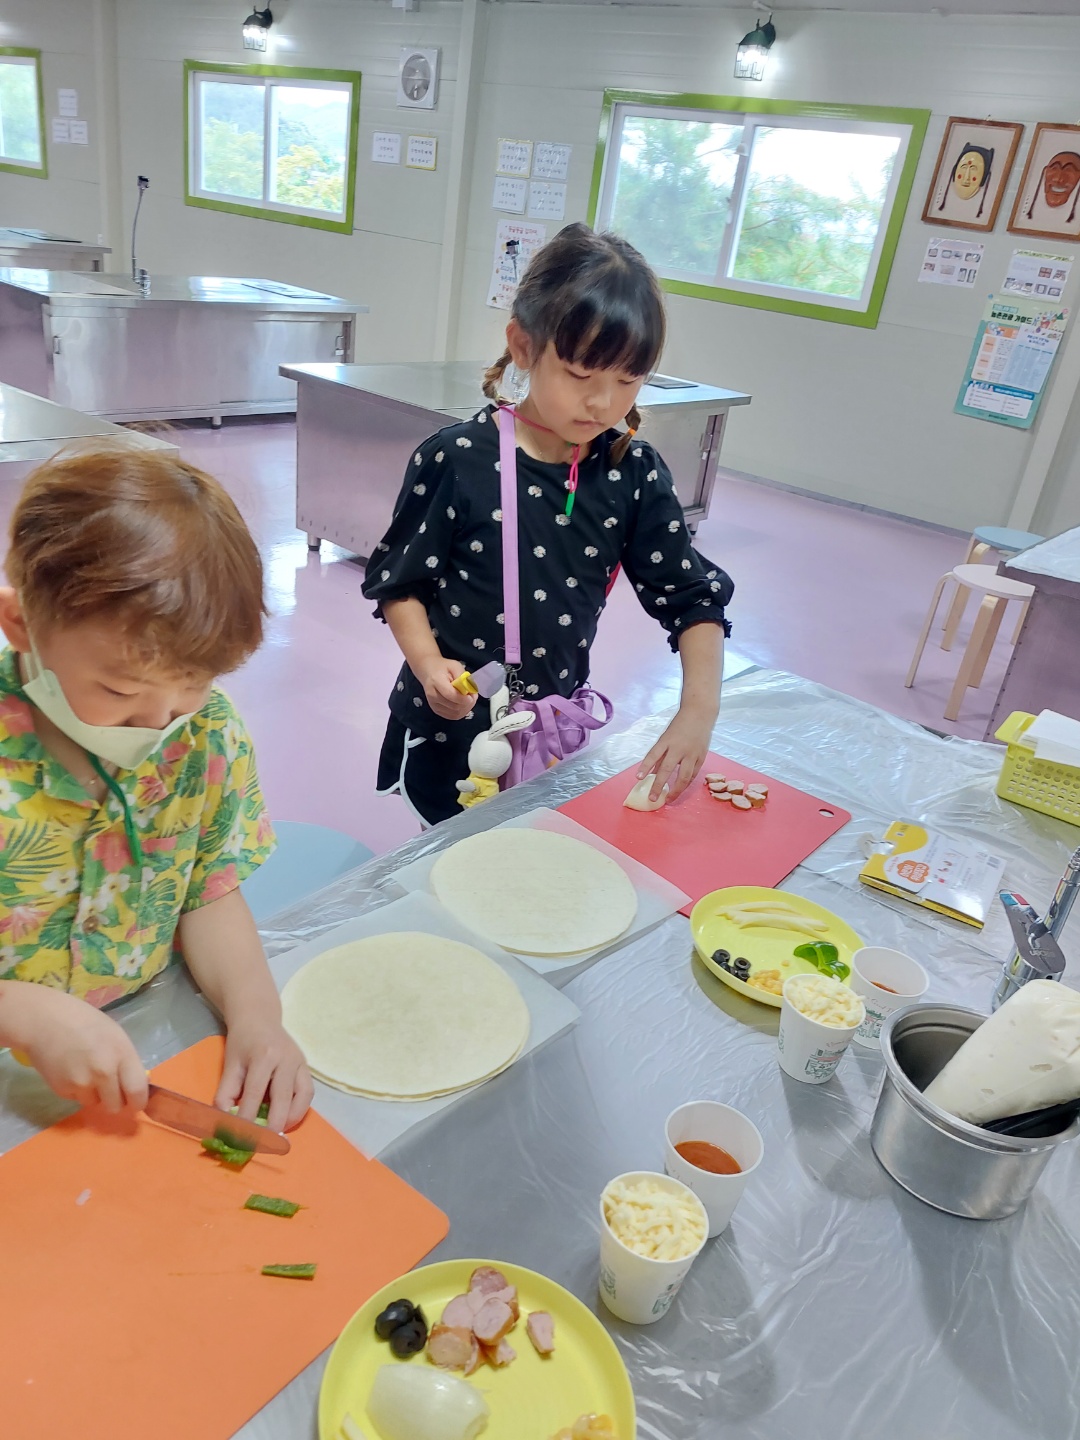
[111,0,465,363]
[0,0,105,242]
[3,0,1080,533]
[454,5,1080,533]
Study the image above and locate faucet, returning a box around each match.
[993,845,1080,1010]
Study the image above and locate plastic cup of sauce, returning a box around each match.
[850,947,929,1049]
[664,1101,764,1237]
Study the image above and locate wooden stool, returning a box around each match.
[941,525,1044,652]
[907,564,1036,721]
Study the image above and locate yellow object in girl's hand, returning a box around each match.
[11,1049,31,1066]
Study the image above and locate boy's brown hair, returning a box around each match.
[6,444,265,675]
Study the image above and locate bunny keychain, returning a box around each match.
[455,686,535,809]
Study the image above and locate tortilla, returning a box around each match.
[281,931,531,1100]
[429,828,638,956]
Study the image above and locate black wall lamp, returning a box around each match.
[734,12,776,82]
[242,8,273,51]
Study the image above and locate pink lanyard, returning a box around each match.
[496,406,582,669]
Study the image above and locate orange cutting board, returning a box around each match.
[560,752,851,916]
[0,1036,448,1440]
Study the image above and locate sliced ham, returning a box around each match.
[441,1293,480,1329]
[526,1310,555,1356]
[469,1265,510,1296]
[426,1324,475,1371]
[481,1337,516,1368]
[472,1297,515,1345]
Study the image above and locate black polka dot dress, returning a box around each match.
[363,405,733,821]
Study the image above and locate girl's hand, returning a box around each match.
[413,655,478,721]
[215,1019,314,1134]
[637,703,716,802]
[11,984,148,1114]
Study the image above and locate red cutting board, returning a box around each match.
[0,1036,448,1440]
[560,752,851,916]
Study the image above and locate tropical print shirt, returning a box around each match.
[0,647,274,1006]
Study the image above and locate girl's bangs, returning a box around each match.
[553,289,663,379]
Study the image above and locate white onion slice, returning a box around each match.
[368,1365,490,1440]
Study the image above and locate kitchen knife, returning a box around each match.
[145,1084,290,1155]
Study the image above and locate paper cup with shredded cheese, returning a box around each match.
[598,1170,709,1324]
[777,973,865,1086]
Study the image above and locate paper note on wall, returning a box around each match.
[406,135,438,170]
[51,118,70,144]
[69,120,89,145]
[1002,249,1073,299]
[919,236,983,287]
[532,142,571,181]
[493,175,528,214]
[57,88,78,118]
[487,219,547,311]
[496,139,533,177]
[527,181,566,222]
[372,132,402,164]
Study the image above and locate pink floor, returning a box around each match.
[3,418,1014,856]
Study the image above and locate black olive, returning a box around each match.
[712,949,731,964]
[733,958,751,976]
[389,1315,429,1357]
[375,1298,417,1339]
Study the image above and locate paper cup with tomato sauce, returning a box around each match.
[663,1101,764,1237]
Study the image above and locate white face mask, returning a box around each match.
[20,645,198,770]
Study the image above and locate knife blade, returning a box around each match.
[144,1084,291,1155]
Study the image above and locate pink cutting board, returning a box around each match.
[559,753,851,916]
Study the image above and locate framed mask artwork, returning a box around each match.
[1008,122,1080,241]
[921,117,1023,232]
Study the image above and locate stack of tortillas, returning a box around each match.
[281,932,531,1100]
[430,828,638,957]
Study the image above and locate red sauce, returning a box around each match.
[872,982,898,993]
[674,1140,742,1175]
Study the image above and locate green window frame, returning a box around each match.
[0,47,47,179]
[184,60,360,234]
[589,90,930,329]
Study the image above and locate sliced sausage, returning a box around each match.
[481,1337,516,1368]
[469,1265,510,1296]
[472,1297,515,1345]
[426,1324,475,1371]
[440,1294,479,1329]
[491,1284,519,1321]
[526,1310,555,1356]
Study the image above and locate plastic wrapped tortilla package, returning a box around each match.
[924,980,1080,1124]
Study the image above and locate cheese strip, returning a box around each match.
[602,1177,706,1261]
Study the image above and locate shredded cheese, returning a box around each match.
[602,1177,706,1261]
[784,973,863,1028]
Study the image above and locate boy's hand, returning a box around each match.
[16,986,148,1114]
[413,655,477,721]
[215,1019,314,1134]
[638,703,716,802]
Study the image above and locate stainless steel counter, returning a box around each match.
[0,228,110,271]
[0,381,176,486]
[0,270,366,423]
[281,360,751,558]
[4,668,1077,1440]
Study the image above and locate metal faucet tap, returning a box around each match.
[993,845,1080,1010]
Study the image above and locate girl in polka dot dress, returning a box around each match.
[363,222,733,825]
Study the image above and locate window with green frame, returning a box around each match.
[185,61,360,233]
[590,91,929,328]
[0,48,46,178]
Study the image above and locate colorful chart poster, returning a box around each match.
[955,294,1069,428]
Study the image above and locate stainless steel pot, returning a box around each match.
[870,1003,1080,1220]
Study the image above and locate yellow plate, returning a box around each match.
[691,885,864,1008]
[318,1257,635,1440]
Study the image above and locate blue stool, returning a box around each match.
[242,821,374,924]
[942,525,1045,652]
